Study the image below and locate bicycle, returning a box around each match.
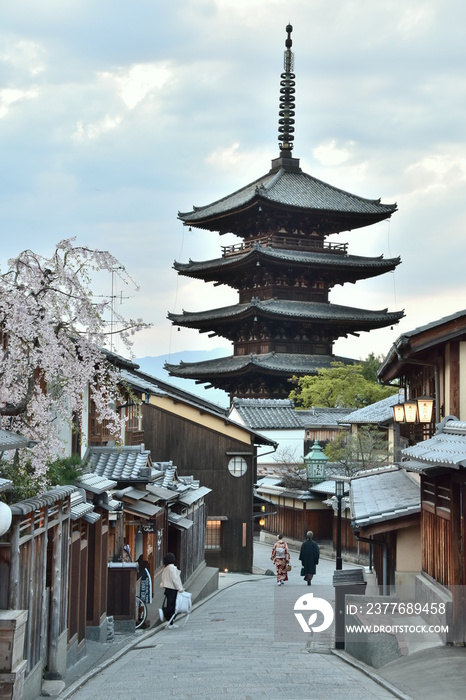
[135,595,148,629]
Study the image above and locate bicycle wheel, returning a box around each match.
[135,595,147,629]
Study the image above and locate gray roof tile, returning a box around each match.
[175,246,400,276]
[341,394,399,425]
[350,467,420,528]
[86,446,154,482]
[179,167,396,222]
[168,298,403,327]
[402,417,466,470]
[167,352,356,378]
[230,398,351,430]
[0,429,32,451]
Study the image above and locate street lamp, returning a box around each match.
[335,480,345,571]
[304,440,329,484]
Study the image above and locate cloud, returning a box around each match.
[0,0,466,375]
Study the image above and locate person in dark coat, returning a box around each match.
[299,531,320,585]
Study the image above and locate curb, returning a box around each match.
[331,649,414,700]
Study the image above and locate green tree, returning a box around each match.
[289,361,397,409]
[361,352,385,382]
[1,454,87,503]
[324,425,392,476]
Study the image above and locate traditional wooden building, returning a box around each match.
[166,25,403,399]
[229,397,350,473]
[117,365,276,572]
[350,466,421,598]
[378,309,466,644]
[400,418,466,643]
[0,485,105,700]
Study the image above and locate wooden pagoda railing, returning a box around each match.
[221,235,348,257]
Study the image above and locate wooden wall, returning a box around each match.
[263,502,333,543]
[420,472,466,588]
[2,494,72,686]
[170,503,207,582]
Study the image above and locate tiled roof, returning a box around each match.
[378,309,466,382]
[303,407,354,428]
[309,479,350,495]
[75,473,118,494]
[340,394,399,425]
[70,488,99,522]
[166,352,356,379]
[231,398,304,429]
[230,398,352,430]
[0,429,32,451]
[401,417,466,471]
[350,467,420,529]
[179,167,396,224]
[85,446,154,482]
[168,298,404,328]
[0,477,12,493]
[174,245,400,277]
[9,485,76,516]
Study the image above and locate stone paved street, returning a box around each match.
[66,544,397,700]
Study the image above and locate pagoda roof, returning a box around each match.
[168,298,404,334]
[178,164,397,235]
[174,245,401,285]
[165,352,355,381]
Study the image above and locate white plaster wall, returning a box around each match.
[256,428,305,464]
[395,523,421,600]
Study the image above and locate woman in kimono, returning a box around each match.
[270,534,290,586]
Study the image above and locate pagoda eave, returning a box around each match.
[164,352,359,398]
[173,248,401,286]
[179,198,395,236]
[168,301,404,331]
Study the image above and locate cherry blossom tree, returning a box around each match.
[0,238,148,484]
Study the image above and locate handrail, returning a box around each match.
[221,236,348,257]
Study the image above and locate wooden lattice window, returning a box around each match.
[205,519,222,551]
[126,403,141,431]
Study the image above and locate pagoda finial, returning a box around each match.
[278,24,295,157]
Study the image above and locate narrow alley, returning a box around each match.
[63,541,398,700]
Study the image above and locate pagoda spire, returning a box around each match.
[278,24,295,158]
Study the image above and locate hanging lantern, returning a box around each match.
[0,502,12,537]
[403,399,418,423]
[417,396,434,423]
[393,403,405,422]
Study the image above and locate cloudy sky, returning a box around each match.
[2,0,466,375]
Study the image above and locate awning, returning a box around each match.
[123,501,164,519]
[145,484,179,502]
[114,487,148,500]
[168,512,194,530]
[177,486,212,506]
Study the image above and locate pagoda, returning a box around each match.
[166,25,403,400]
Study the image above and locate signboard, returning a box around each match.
[136,520,157,534]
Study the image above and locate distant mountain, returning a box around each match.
[134,348,230,409]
